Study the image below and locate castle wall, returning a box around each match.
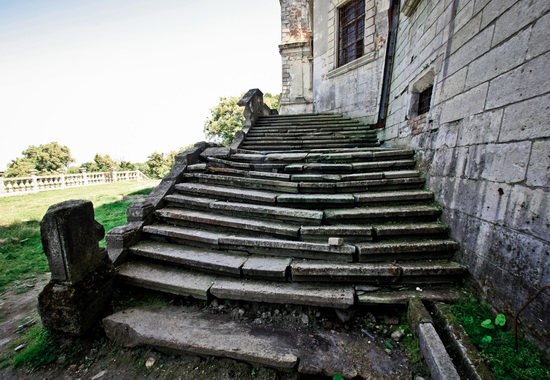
[383,0,550,343]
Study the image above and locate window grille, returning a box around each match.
[338,0,366,67]
[417,86,433,115]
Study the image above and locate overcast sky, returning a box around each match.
[0,0,282,170]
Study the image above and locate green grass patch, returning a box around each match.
[451,293,550,380]
[0,180,158,293]
[10,326,61,370]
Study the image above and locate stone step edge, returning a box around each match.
[174,182,436,207]
[116,261,465,308]
[407,298,461,380]
[128,239,467,282]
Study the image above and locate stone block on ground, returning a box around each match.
[103,306,411,379]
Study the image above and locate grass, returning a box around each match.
[0,180,158,293]
[451,292,550,380]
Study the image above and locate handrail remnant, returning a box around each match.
[231,89,275,150]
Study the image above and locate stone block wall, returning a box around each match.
[383,0,550,343]
[312,0,389,122]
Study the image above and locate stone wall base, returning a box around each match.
[38,257,115,335]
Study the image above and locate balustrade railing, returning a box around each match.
[0,170,148,196]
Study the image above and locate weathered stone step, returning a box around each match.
[257,114,345,122]
[117,261,354,308]
[247,126,374,134]
[291,261,467,283]
[253,119,361,126]
[374,223,448,238]
[204,166,291,181]
[355,190,434,204]
[104,308,300,372]
[277,193,356,206]
[356,240,458,262]
[210,278,355,308]
[244,132,376,140]
[300,225,374,242]
[220,236,356,261]
[241,142,379,151]
[129,240,248,276]
[143,224,229,245]
[209,200,324,224]
[228,150,413,164]
[282,160,416,174]
[334,177,425,193]
[143,224,356,261]
[117,261,217,300]
[175,183,278,204]
[104,306,408,378]
[156,207,301,238]
[165,194,324,224]
[356,287,462,305]
[184,173,299,194]
[241,138,378,146]
[325,205,442,222]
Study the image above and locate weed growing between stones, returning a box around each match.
[451,293,550,380]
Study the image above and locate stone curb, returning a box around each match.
[433,302,496,380]
[408,298,460,380]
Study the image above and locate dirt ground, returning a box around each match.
[0,276,423,380]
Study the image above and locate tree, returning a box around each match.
[5,142,74,177]
[143,144,193,179]
[204,93,280,146]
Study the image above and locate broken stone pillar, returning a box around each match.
[38,200,115,335]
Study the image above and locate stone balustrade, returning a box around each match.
[0,169,148,196]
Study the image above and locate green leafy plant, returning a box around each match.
[333,374,345,380]
[452,294,550,379]
[480,313,506,349]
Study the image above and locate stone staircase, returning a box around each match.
[109,113,467,309]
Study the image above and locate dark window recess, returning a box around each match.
[338,0,366,67]
[417,86,433,115]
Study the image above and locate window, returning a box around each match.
[417,86,433,115]
[338,0,366,67]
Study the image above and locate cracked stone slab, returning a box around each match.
[104,306,410,378]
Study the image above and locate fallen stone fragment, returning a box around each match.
[103,306,411,379]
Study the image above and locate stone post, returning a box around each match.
[38,200,115,335]
[0,171,5,194]
[29,169,38,191]
[80,167,88,185]
[58,168,66,189]
[112,167,118,183]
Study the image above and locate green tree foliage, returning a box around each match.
[5,142,74,177]
[144,144,194,179]
[4,158,36,177]
[81,155,138,173]
[204,93,280,146]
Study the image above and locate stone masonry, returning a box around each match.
[278,0,550,346]
[383,0,550,343]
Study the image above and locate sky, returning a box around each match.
[0,0,282,170]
